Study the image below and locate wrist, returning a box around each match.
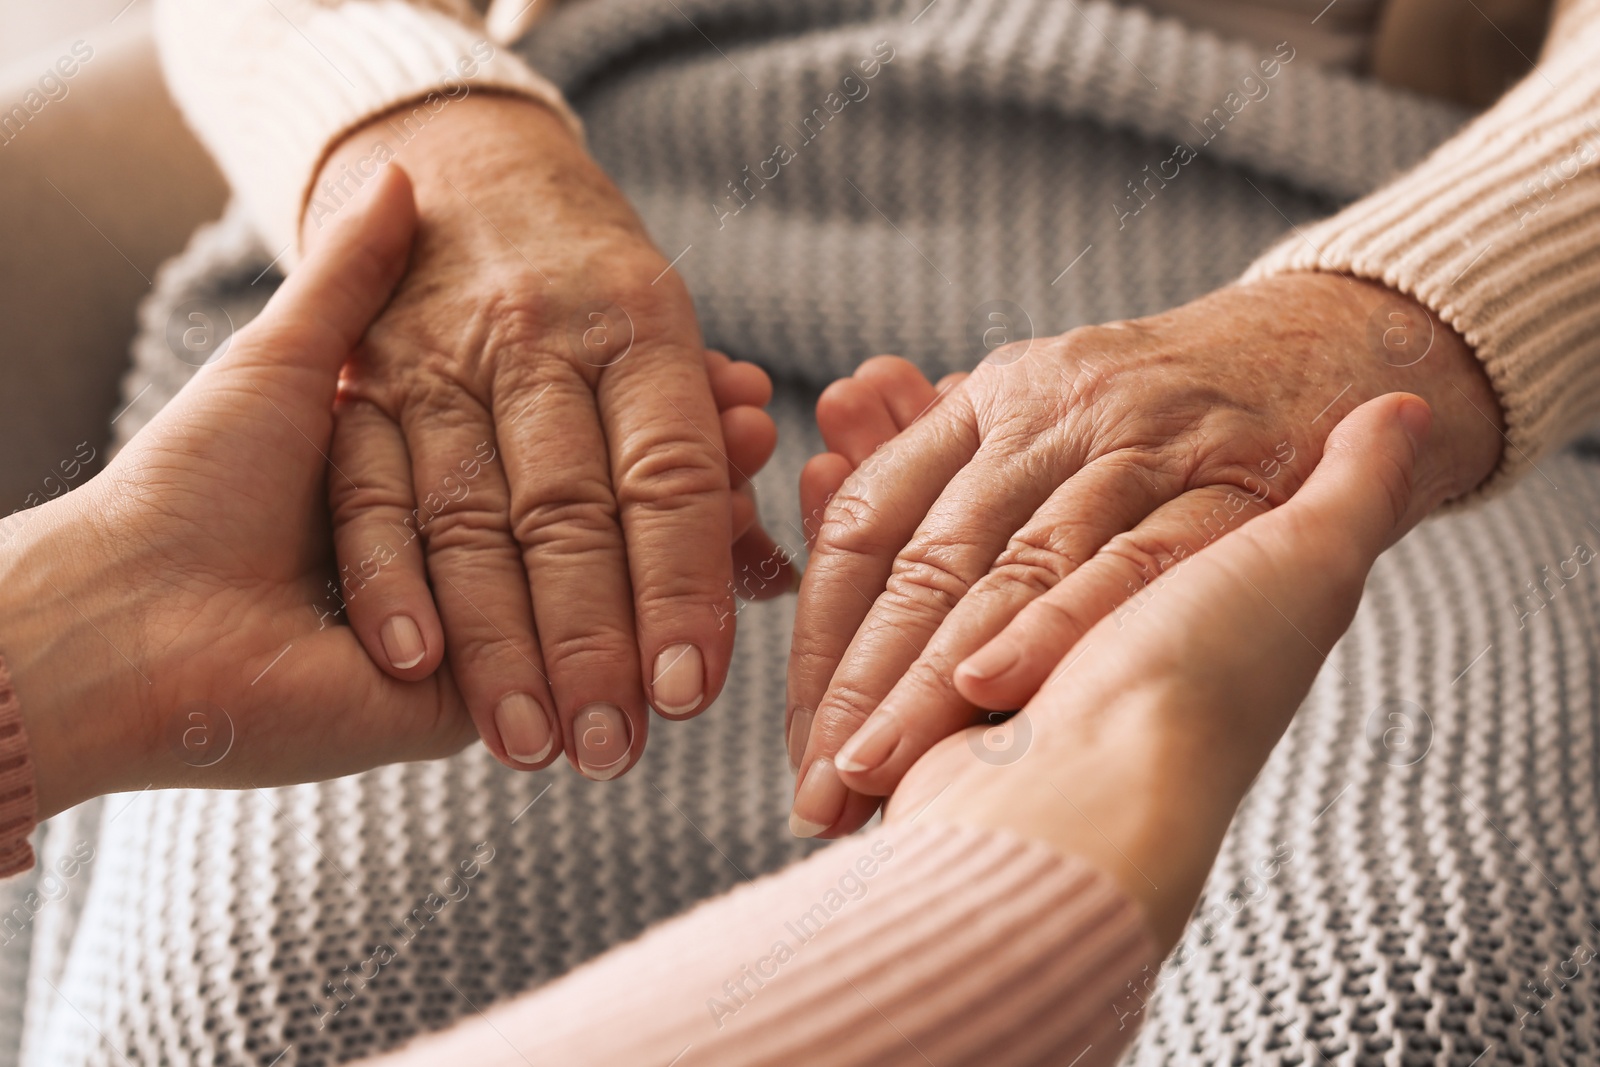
[0,502,152,820]
[1233,272,1505,506]
[304,94,631,248]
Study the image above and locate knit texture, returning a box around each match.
[0,658,35,878]
[152,0,583,260]
[370,823,1155,1066]
[1245,0,1600,497]
[10,1,1600,1064]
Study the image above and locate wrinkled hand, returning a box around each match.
[0,167,472,820]
[307,97,790,782]
[884,394,1434,950]
[788,273,1505,837]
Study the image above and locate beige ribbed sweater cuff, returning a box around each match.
[1243,0,1600,498]
[153,0,581,259]
[0,655,38,877]
[370,823,1158,1066]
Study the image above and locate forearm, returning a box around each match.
[362,824,1156,1067]
[1244,0,1600,498]
[153,0,579,256]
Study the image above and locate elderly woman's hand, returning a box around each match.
[884,393,1433,951]
[306,97,789,782]
[788,272,1506,837]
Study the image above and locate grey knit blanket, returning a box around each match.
[10,0,1600,1063]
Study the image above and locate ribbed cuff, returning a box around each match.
[1241,0,1600,500]
[0,656,38,877]
[156,0,583,259]
[387,823,1159,1066]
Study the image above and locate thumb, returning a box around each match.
[1150,392,1431,659]
[207,164,416,415]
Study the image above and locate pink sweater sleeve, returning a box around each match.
[367,822,1159,1067]
[0,656,38,877]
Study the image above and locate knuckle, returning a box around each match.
[988,529,1092,596]
[816,681,880,738]
[329,479,414,528]
[541,626,635,673]
[614,440,727,512]
[882,551,972,617]
[813,490,895,559]
[423,503,515,552]
[1096,530,1170,589]
[509,483,620,553]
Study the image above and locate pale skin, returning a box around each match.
[788,273,1506,837]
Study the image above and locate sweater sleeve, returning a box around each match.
[151,0,582,258]
[364,822,1159,1067]
[1242,0,1600,497]
[0,657,38,877]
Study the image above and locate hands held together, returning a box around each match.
[2,99,1501,888]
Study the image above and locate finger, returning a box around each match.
[398,385,562,772]
[799,453,853,552]
[218,166,416,426]
[786,393,979,771]
[598,337,735,722]
[328,397,444,680]
[721,405,775,487]
[832,454,1177,793]
[853,355,939,429]
[496,364,646,777]
[731,519,797,601]
[705,351,773,410]
[793,446,1072,836]
[1065,394,1430,712]
[814,377,901,465]
[956,481,1279,711]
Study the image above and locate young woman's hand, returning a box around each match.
[883,393,1433,950]
[0,166,476,820]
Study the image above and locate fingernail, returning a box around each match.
[835,716,897,776]
[380,615,426,670]
[1395,397,1432,457]
[576,701,633,780]
[958,640,1020,683]
[787,707,814,773]
[789,758,846,838]
[495,693,553,765]
[652,643,704,715]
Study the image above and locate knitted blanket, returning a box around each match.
[11,0,1600,1062]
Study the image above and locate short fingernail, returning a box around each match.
[789,758,846,838]
[835,716,897,776]
[787,707,814,774]
[958,640,1020,683]
[576,701,633,781]
[495,693,554,765]
[1395,397,1433,457]
[380,615,426,670]
[652,643,704,715]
